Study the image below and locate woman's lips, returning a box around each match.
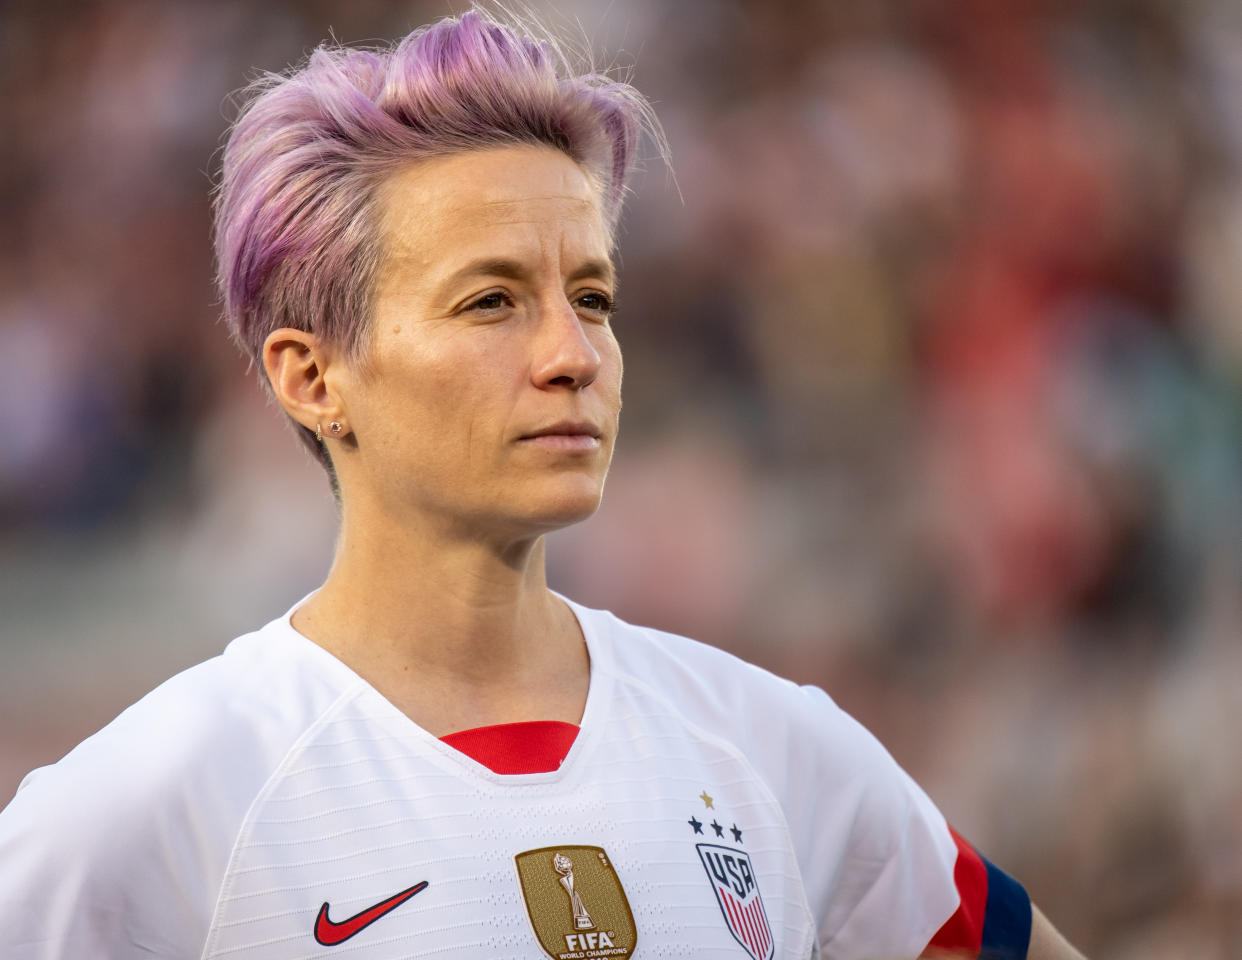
[519,433,601,452]
[517,421,602,452]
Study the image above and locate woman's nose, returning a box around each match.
[530,297,602,390]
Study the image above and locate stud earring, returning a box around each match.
[328,420,343,436]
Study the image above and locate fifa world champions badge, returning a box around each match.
[515,845,637,959]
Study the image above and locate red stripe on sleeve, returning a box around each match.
[925,826,988,957]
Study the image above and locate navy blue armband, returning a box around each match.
[978,856,1031,960]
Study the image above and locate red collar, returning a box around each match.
[440,720,579,774]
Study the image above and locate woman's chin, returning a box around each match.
[530,496,604,532]
[513,481,606,533]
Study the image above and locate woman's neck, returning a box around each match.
[290,516,590,736]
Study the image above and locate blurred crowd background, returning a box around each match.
[3,0,1241,955]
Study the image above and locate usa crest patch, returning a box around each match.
[696,843,773,960]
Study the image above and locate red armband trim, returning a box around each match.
[926,826,988,955]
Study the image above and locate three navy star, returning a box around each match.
[688,791,745,845]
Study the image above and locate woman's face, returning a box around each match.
[332,145,622,540]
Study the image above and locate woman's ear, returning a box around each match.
[262,328,346,432]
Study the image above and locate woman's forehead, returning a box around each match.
[378,147,602,238]
[376,146,611,278]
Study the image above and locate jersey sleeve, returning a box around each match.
[0,739,217,959]
[0,621,359,959]
[923,827,1032,959]
[778,684,1030,960]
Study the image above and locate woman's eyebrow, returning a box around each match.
[435,257,616,299]
[566,259,616,287]
[442,257,529,289]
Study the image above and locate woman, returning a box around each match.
[0,8,1084,959]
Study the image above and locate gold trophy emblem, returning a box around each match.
[514,845,637,959]
[552,852,594,930]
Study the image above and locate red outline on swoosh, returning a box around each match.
[314,881,429,946]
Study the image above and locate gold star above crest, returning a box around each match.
[699,790,714,809]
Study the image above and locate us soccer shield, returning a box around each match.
[696,843,774,960]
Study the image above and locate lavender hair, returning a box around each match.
[213,5,664,474]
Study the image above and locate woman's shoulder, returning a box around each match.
[45,613,354,789]
[570,598,855,745]
[0,611,359,879]
[0,610,364,950]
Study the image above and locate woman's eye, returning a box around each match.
[468,292,509,312]
[576,292,614,316]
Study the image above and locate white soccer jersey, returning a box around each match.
[0,598,1028,959]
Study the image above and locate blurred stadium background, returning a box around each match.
[3,0,1241,954]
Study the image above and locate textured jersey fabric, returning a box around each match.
[0,597,1029,959]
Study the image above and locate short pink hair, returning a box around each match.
[213,6,661,470]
